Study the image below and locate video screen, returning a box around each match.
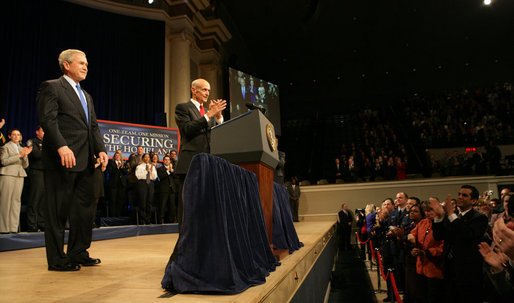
[228,67,281,135]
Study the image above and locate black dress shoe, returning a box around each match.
[80,258,101,266]
[48,263,81,271]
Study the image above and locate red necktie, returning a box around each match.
[199,104,205,116]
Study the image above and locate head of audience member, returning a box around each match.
[501,188,511,200]
[7,129,22,144]
[490,198,499,209]
[380,207,391,221]
[422,201,439,220]
[141,153,150,164]
[406,197,420,211]
[458,185,479,212]
[35,125,44,140]
[503,193,513,219]
[409,204,424,224]
[395,192,408,209]
[478,200,492,217]
[151,154,159,165]
[128,153,139,167]
[137,146,144,157]
[170,150,177,160]
[58,49,87,83]
[382,198,395,213]
[365,204,376,216]
[113,152,122,162]
[191,78,210,104]
[442,198,458,214]
[341,203,348,211]
[162,155,171,167]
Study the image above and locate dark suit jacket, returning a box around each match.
[174,101,217,175]
[37,76,105,172]
[157,165,174,193]
[338,210,353,231]
[27,137,44,170]
[432,209,488,283]
[107,159,126,188]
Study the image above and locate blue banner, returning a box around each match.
[98,120,180,159]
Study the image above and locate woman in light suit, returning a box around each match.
[0,129,32,233]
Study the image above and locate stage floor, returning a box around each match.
[0,220,336,303]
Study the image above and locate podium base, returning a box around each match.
[236,162,274,243]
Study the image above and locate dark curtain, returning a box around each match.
[272,183,304,253]
[0,0,165,140]
[162,153,279,294]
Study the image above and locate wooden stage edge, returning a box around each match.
[0,220,337,303]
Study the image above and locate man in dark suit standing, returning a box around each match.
[338,203,353,250]
[273,145,285,185]
[430,185,488,303]
[174,78,226,224]
[106,151,126,217]
[157,155,175,223]
[26,125,46,232]
[37,49,108,271]
[287,176,301,222]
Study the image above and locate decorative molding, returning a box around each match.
[301,175,514,193]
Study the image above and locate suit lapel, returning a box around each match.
[59,77,88,126]
[7,141,17,155]
[188,101,202,120]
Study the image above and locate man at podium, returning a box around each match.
[174,78,226,224]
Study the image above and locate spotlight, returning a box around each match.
[484,0,491,5]
[148,0,154,4]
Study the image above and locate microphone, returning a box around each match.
[245,102,266,114]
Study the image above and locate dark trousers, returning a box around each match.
[109,185,126,217]
[444,261,484,303]
[27,169,45,230]
[137,180,154,224]
[44,168,95,266]
[416,275,444,303]
[289,198,299,221]
[340,227,351,250]
[160,189,176,223]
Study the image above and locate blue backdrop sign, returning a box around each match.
[98,120,180,159]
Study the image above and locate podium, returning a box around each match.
[211,110,279,243]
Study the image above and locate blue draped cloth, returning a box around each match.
[161,153,279,294]
[272,183,304,253]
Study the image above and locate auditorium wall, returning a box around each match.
[298,176,514,221]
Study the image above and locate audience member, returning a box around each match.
[402,203,424,302]
[26,125,46,232]
[408,200,444,303]
[0,118,5,146]
[157,155,176,224]
[106,152,127,217]
[135,153,157,224]
[274,142,285,185]
[93,156,105,227]
[338,203,353,251]
[0,129,32,233]
[287,176,301,222]
[430,185,488,302]
[355,208,367,259]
